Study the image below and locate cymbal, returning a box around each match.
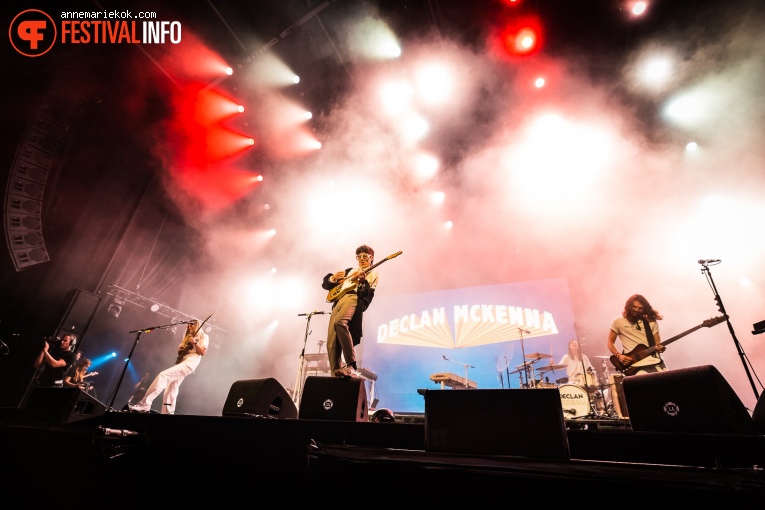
[538,364,567,372]
[525,352,552,360]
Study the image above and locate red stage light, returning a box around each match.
[491,14,544,60]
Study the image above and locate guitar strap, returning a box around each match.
[642,318,656,346]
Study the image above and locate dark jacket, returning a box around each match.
[322,268,375,346]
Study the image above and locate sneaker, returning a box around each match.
[334,365,360,378]
[128,404,149,413]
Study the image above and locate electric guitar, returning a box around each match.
[175,314,213,364]
[610,315,727,376]
[326,251,402,303]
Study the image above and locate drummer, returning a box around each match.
[558,339,596,388]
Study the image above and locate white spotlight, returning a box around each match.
[534,77,545,88]
[686,141,698,151]
[631,2,648,16]
[293,75,300,84]
[225,67,233,76]
[431,191,445,205]
[445,221,453,229]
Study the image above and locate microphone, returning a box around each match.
[518,328,531,334]
[698,259,720,264]
[564,409,576,415]
[442,355,447,360]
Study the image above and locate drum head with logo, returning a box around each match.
[558,384,589,418]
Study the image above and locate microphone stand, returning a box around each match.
[504,356,510,389]
[106,320,189,411]
[442,355,475,389]
[700,261,759,400]
[292,311,329,406]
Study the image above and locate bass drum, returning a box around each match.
[558,384,589,418]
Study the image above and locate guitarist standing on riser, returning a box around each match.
[322,244,378,378]
[607,294,667,375]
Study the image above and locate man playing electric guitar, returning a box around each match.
[607,294,667,375]
[129,318,209,414]
[321,244,379,378]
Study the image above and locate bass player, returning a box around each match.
[607,294,667,375]
[322,244,378,378]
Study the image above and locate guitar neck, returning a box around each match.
[638,325,703,360]
[359,251,402,274]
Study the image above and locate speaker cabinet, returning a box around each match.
[25,388,107,425]
[298,376,368,422]
[222,378,297,419]
[422,388,570,459]
[622,365,757,435]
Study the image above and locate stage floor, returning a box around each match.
[2,405,765,504]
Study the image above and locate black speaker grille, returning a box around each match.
[623,365,757,435]
[423,388,570,459]
[298,376,368,422]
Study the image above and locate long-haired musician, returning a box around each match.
[129,319,209,414]
[607,294,666,375]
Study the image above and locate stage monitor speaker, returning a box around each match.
[298,376,368,422]
[25,388,107,425]
[622,365,758,435]
[422,388,570,460]
[222,378,297,419]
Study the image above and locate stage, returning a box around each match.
[2,394,765,505]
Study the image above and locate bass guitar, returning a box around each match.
[610,315,727,376]
[326,251,402,303]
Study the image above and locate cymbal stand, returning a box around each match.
[518,327,530,387]
[599,357,618,418]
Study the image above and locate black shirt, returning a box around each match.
[37,348,75,387]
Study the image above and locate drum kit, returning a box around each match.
[508,352,623,419]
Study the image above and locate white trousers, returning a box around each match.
[134,362,194,414]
